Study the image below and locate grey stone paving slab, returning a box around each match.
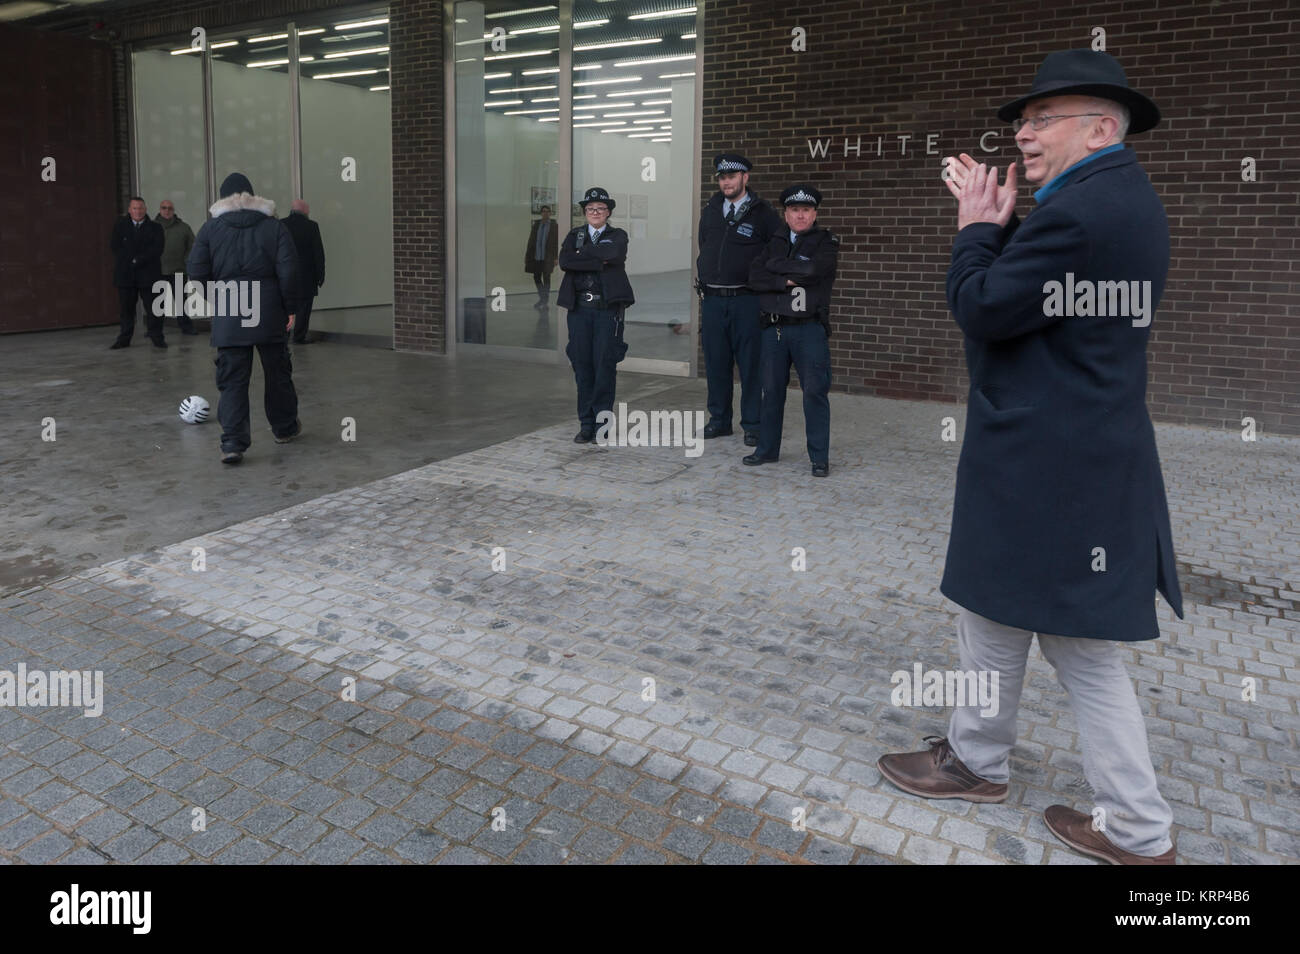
[0,398,1295,864]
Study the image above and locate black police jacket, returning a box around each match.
[110,216,164,288]
[695,191,782,287]
[747,226,840,330]
[557,225,635,310]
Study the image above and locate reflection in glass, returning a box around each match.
[571,0,697,368]
[455,1,560,350]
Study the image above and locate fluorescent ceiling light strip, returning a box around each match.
[607,87,671,97]
[602,109,665,117]
[297,28,326,36]
[574,38,661,52]
[626,132,662,138]
[614,53,695,66]
[575,19,609,29]
[538,117,560,122]
[572,122,608,128]
[501,25,559,36]
[574,64,602,70]
[659,71,695,78]
[489,84,556,93]
[370,84,389,91]
[247,33,287,43]
[522,67,559,75]
[484,99,525,106]
[210,41,239,49]
[170,48,201,55]
[313,68,384,78]
[503,107,559,115]
[247,58,289,68]
[628,6,696,20]
[484,49,558,61]
[682,33,696,39]
[631,118,663,124]
[531,96,560,103]
[573,76,641,87]
[641,98,672,105]
[334,17,388,30]
[484,71,512,79]
[485,6,555,17]
[651,137,671,142]
[323,46,389,58]
[573,94,597,100]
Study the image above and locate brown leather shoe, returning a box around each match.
[877,736,1008,803]
[1044,805,1175,864]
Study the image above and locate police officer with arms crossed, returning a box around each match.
[696,154,782,445]
[743,185,839,477]
[558,187,634,443]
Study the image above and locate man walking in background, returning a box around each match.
[283,199,326,345]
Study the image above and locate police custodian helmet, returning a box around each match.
[579,187,615,211]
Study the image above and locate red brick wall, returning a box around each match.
[390,0,443,353]
[701,0,1300,435]
[0,24,116,334]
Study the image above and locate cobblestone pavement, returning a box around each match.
[1,393,1296,864]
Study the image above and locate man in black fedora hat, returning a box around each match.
[558,187,634,443]
[877,50,1184,865]
[695,154,782,445]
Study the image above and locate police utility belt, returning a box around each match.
[761,311,821,327]
[703,286,750,297]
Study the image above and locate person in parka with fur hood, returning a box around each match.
[186,172,303,465]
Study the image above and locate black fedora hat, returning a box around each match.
[997,50,1160,134]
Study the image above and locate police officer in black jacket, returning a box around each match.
[696,154,782,445]
[744,184,839,477]
[558,187,634,443]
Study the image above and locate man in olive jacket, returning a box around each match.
[186,172,302,465]
[109,197,165,348]
[878,51,1184,865]
[155,199,197,335]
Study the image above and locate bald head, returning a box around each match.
[291,199,310,216]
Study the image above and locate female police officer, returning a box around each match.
[558,187,635,443]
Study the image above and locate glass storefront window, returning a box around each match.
[571,0,697,371]
[454,1,561,350]
[130,8,394,344]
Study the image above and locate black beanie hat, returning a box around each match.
[219,172,254,198]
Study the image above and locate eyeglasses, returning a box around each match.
[1012,113,1103,133]
[585,206,608,214]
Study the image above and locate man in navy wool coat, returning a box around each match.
[878,50,1185,865]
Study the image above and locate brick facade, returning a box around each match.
[23,0,1299,428]
[700,0,1300,435]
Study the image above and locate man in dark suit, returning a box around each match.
[109,196,166,349]
[877,51,1184,865]
[524,204,559,310]
[282,199,326,344]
